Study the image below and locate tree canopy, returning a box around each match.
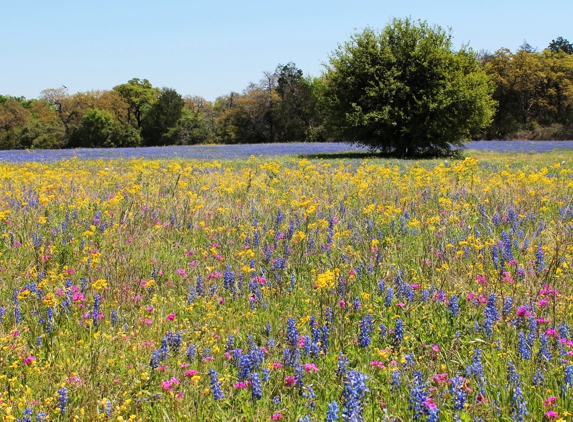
[323,18,496,157]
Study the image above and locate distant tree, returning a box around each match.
[548,37,573,55]
[141,88,185,145]
[163,108,208,145]
[69,108,140,148]
[18,119,66,149]
[519,41,537,53]
[324,18,496,157]
[113,78,160,128]
[0,98,29,149]
[484,47,573,138]
[275,62,316,142]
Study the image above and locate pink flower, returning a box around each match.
[181,363,190,368]
[166,313,176,321]
[370,361,385,369]
[339,300,346,308]
[303,363,319,373]
[545,411,559,418]
[272,362,283,370]
[183,370,198,377]
[272,414,283,420]
[516,306,530,317]
[284,376,296,387]
[476,274,488,285]
[431,344,439,352]
[23,356,35,365]
[72,293,85,302]
[543,396,558,407]
[177,269,186,276]
[234,382,249,389]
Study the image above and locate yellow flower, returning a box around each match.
[92,279,108,290]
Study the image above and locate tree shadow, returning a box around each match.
[297,150,463,160]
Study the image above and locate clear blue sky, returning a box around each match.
[2,0,571,102]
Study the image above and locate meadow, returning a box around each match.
[1,146,573,421]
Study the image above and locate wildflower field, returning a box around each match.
[1,148,573,421]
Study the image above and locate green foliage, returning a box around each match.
[141,88,185,145]
[484,48,573,139]
[113,78,160,128]
[163,108,209,145]
[548,36,573,55]
[18,118,66,149]
[69,108,140,148]
[324,18,496,157]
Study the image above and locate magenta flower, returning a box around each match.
[285,376,296,386]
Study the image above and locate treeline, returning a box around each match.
[1,37,573,149]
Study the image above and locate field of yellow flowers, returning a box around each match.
[1,150,573,421]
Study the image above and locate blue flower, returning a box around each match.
[208,368,224,400]
[251,372,262,400]
[326,400,340,421]
[342,370,369,422]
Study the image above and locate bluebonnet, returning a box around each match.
[196,276,204,296]
[251,372,263,400]
[507,361,528,421]
[483,294,498,337]
[469,349,484,378]
[358,314,373,348]
[538,333,552,362]
[208,368,224,400]
[535,245,545,272]
[532,369,544,387]
[517,332,531,360]
[409,371,429,420]
[13,291,22,324]
[352,297,361,311]
[46,307,53,334]
[287,317,298,348]
[238,354,253,381]
[448,295,459,318]
[391,370,402,390]
[19,407,32,422]
[326,400,340,421]
[295,362,305,388]
[342,371,369,422]
[393,318,404,344]
[379,323,387,339]
[450,376,466,410]
[58,387,68,413]
[186,344,196,362]
[92,294,101,327]
[564,365,573,391]
[427,407,439,422]
[226,335,235,352]
[385,287,394,307]
[336,351,348,377]
[110,310,118,326]
[325,307,334,324]
[502,296,513,318]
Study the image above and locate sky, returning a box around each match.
[2,0,572,102]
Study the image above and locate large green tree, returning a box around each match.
[324,18,496,157]
[141,88,185,145]
[113,78,160,128]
